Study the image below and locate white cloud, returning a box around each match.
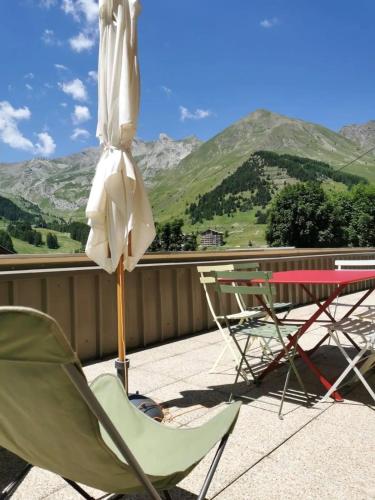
[42,29,61,46]
[179,106,213,122]
[70,127,90,141]
[0,101,34,152]
[73,105,91,124]
[39,0,57,8]
[260,17,279,28]
[62,0,98,24]
[0,101,56,156]
[55,63,68,71]
[35,132,56,156]
[62,0,99,53]
[88,70,98,82]
[161,86,172,97]
[59,79,88,101]
[60,102,68,107]
[24,73,34,80]
[25,84,33,91]
[69,32,95,52]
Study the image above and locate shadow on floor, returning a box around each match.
[160,344,375,416]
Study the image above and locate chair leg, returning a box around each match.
[197,434,229,500]
[278,363,293,420]
[210,328,241,374]
[63,478,95,500]
[320,331,368,403]
[209,343,230,373]
[0,463,32,500]
[232,335,257,384]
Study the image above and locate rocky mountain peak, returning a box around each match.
[339,120,375,149]
[158,133,173,143]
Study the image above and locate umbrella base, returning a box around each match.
[115,358,164,422]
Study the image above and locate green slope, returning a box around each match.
[150,109,375,224]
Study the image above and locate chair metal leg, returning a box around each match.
[63,478,95,499]
[210,328,241,374]
[0,463,32,500]
[232,335,256,384]
[197,434,229,500]
[209,343,230,373]
[283,337,311,408]
[321,331,375,404]
[278,363,293,420]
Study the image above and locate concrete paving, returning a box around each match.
[1,290,375,499]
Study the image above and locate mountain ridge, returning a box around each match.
[0,109,375,223]
[149,109,375,222]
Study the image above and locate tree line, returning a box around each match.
[148,219,197,252]
[266,182,375,247]
[186,151,366,225]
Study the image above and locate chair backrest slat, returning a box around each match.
[219,284,274,298]
[232,262,259,270]
[215,270,272,281]
[197,263,264,322]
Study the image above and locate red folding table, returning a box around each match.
[254,270,375,401]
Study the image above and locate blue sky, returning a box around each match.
[1,0,375,163]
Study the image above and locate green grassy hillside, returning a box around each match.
[150,110,375,225]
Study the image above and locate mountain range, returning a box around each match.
[0,109,374,230]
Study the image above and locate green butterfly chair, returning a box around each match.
[0,307,241,500]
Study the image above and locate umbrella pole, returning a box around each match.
[116,253,129,393]
[115,233,133,393]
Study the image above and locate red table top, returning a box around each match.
[265,270,375,285]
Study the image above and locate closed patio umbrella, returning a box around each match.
[86,0,155,389]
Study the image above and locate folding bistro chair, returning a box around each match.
[320,317,375,404]
[231,262,292,321]
[198,263,292,375]
[215,270,310,419]
[332,259,375,319]
[0,307,241,500]
[198,264,268,378]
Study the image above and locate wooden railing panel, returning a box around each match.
[0,249,374,362]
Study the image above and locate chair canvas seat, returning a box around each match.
[0,307,241,499]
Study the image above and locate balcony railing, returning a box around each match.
[0,247,374,362]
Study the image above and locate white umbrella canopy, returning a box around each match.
[86,0,155,274]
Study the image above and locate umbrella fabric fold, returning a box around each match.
[86,0,155,274]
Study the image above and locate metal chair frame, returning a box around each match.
[0,362,231,500]
[198,262,291,377]
[321,318,375,404]
[215,270,309,418]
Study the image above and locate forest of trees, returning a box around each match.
[7,222,43,247]
[266,182,375,248]
[186,151,365,225]
[0,230,15,253]
[149,219,197,252]
[0,196,45,225]
[187,155,273,223]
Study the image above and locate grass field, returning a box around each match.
[183,209,267,248]
[0,222,81,254]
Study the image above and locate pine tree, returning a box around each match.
[46,233,59,249]
[0,230,15,253]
